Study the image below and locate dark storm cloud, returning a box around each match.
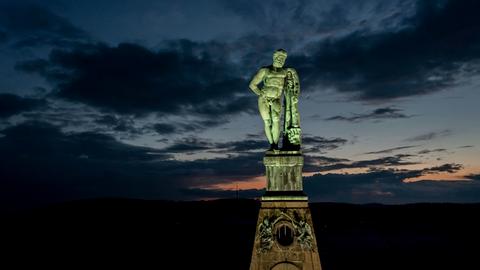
[0,121,168,162]
[0,3,88,48]
[185,162,475,204]
[465,174,480,181]
[303,155,351,173]
[0,121,267,210]
[163,137,213,153]
[306,155,350,164]
[325,107,412,122]
[304,169,480,203]
[305,155,463,176]
[147,117,228,136]
[363,145,419,155]
[417,148,447,155]
[302,135,348,153]
[8,0,480,112]
[221,0,413,39]
[14,59,50,75]
[152,123,177,135]
[459,145,474,149]
[308,154,418,173]
[0,93,46,118]
[181,152,264,182]
[161,134,347,156]
[214,139,267,153]
[16,42,253,120]
[173,0,480,101]
[94,114,139,134]
[355,154,417,168]
[161,137,267,154]
[287,0,480,100]
[405,129,451,142]
[14,0,480,125]
[182,134,348,155]
[0,120,473,210]
[0,121,172,210]
[424,163,463,174]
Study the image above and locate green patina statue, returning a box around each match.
[249,49,301,151]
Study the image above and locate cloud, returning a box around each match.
[0,121,267,211]
[0,120,473,211]
[162,137,214,153]
[0,120,169,162]
[302,135,348,153]
[188,162,475,204]
[161,137,268,154]
[303,155,351,173]
[287,0,480,101]
[309,154,418,172]
[3,0,480,209]
[458,145,474,149]
[16,42,254,122]
[13,0,480,133]
[424,163,463,174]
[221,0,415,43]
[214,139,268,153]
[304,169,480,204]
[465,174,480,181]
[94,114,140,134]
[160,134,347,156]
[8,0,480,122]
[364,145,419,155]
[417,148,447,155]
[151,123,177,135]
[146,118,233,136]
[0,93,47,118]
[325,107,412,122]
[405,129,452,142]
[0,3,88,48]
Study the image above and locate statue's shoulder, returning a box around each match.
[257,66,270,73]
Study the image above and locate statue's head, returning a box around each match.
[272,49,287,68]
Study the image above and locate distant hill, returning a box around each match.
[2,199,479,269]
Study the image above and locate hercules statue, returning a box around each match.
[249,49,301,151]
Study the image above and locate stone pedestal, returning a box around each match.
[264,151,304,192]
[250,151,322,270]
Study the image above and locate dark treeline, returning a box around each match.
[2,199,479,269]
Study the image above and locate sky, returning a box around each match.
[1,0,480,211]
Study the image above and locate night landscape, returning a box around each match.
[1,0,480,269]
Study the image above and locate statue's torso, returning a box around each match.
[262,67,287,99]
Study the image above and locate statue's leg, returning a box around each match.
[271,99,282,144]
[258,97,273,144]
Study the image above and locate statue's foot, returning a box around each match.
[268,143,279,151]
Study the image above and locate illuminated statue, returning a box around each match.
[249,53,320,269]
[249,49,301,151]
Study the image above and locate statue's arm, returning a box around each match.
[288,68,300,95]
[249,68,266,96]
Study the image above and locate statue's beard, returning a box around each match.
[273,62,284,68]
